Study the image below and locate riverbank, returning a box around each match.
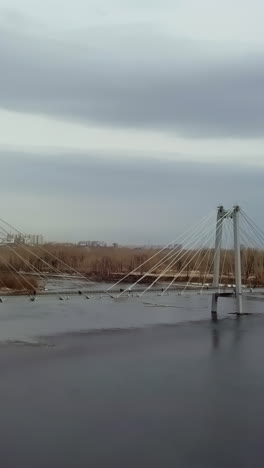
[0,244,263,289]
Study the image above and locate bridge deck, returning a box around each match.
[0,286,240,298]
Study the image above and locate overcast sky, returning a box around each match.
[0,0,264,242]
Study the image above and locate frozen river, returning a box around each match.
[0,292,263,467]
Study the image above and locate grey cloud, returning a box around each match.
[1,151,264,242]
[1,22,264,137]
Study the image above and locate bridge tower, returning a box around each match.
[233,205,243,315]
[211,205,242,319]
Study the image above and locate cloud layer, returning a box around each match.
[1,23,264,138]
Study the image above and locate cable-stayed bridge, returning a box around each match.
[0,206,263,319]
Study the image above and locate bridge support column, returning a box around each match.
[211,207,225,319]
[233,206,243,315]
[211,293,218,321]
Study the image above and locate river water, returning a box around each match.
[0,291,264,467]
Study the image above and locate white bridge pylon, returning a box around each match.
[211,205,242,319]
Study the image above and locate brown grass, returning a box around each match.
[0,272,38,291]
[0,244,263,288]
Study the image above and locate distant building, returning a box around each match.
[6,233,15,244]
[78,241,107,248]
[2,233,44,246]
[31,234,44,245]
